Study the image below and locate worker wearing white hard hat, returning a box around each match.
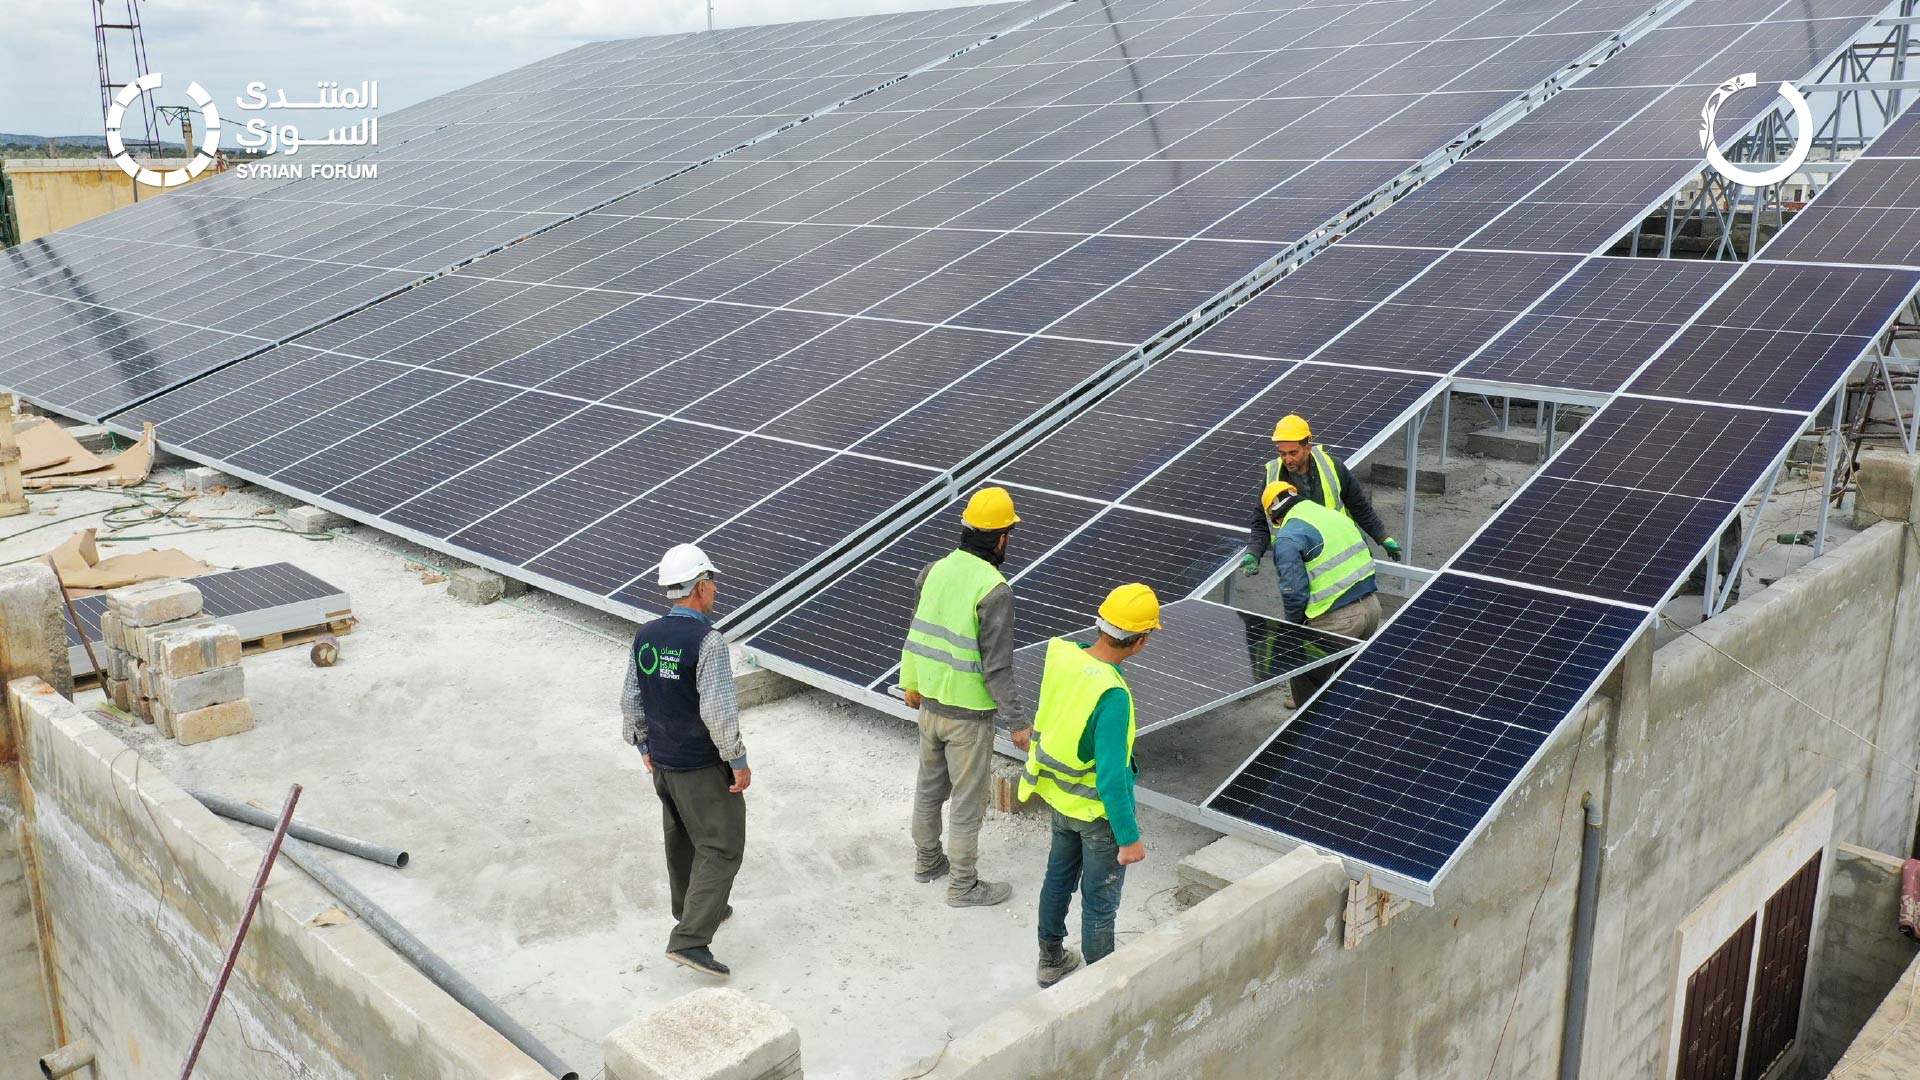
[622,542,749,979]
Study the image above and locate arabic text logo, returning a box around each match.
[1701,73,1813,188]
[107,73,221,188]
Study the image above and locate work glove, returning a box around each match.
[1239,553,1259,577]
[1381,538,1403,562]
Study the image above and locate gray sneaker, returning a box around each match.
[914,852,951,882]
[1037,943,1082,988]
[947,879,1013,907]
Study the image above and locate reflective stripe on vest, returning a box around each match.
[1263,446,1344,513]
[1017,638,1136,822]
[1283,499,1376,620]
[901,550,1005,711]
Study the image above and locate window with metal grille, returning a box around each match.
[1742,852,1823,1079]
[1678,915,1757,1080]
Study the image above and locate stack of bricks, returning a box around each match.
[99,580,255,745]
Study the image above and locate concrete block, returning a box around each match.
[1854,448,1920,528]
[0,562,73,710]
[604,988,801,1080]
[105,646,136,683]
[989,758,1045,816]
[446,567,526,605]
[1366,461,1452,494]
[155,665,245,713]
[64,424,116,453]
[1175,836,1283,903]
[105,676,133,714]
[131,617,216,667]
[183,466,238,493]
[151,624,242,679]
[174,699,255,745]
[1465,424,1547,463]
[106,580,204,626]
[285,505,346,534]
[100,609,127,654]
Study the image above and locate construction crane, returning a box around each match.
[92,0,162,161]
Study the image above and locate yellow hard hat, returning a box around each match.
[1098,582,1162,636]
[962,486,1020,530]
[1272,414,1312,442]
[1261,481,1298,513]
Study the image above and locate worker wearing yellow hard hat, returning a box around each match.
[900,485,1031,908]
[1257,480,1384,709]
[1019,583,1159,988]
[1244,414,1400,581]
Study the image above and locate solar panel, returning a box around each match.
[94,0,1689,645]
[1008,598,1360,735]
[1207,573,1647,881]
[1866,107,1920,157]
[1765,157,1920,266]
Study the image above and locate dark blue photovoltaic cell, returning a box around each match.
[1010,508,1246,643]
[1764,159,1920,266]
[1867,107,1920,157]
[1208,574,1646,880]
[1541,399,1808,503]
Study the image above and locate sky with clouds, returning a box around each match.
[2,0,984,137]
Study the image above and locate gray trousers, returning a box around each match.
[911,708,995,895]
[653,763,746,953]
[1291,593,1385,705]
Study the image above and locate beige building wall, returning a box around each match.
[2,159,217,243]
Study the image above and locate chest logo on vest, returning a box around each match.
[639,642,686,680]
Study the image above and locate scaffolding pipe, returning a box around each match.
[181,785,300,1080]
[278,837,577,1080]
[192,790,410,868]
[1402,416,1419,564]
[1558,794,1605,1080]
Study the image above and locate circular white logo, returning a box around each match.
[1701,73,1813,188]
[107,73,221,187]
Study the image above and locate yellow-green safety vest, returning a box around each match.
[1263,445,1344,514]
[1017,638,1136,821]
[901,550,1006,712]
[1277,499,1376,620]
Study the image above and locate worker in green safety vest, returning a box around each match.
[1255,480,1384,709]
[1018,582,1159,989]
[1242,413,1401,577]
[900,486,1033,908]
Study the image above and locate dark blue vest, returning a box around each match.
[633,615,721,771]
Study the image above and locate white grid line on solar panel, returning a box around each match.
[0,3,1066,414]
[925,0,1897,700]
[131,0,1589,515]
[779,0,1858,622]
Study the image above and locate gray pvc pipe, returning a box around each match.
[191,790,409,868]
[276,838,576,1080]
[40,1040,95,1078]
[1559,795,1605,1080]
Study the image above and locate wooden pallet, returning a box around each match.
[75,618,355,690]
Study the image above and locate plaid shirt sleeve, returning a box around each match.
[696,630,747,767]
[621,650,646,751]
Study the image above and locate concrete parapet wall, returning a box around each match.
[1802,845,1920,1073]
[6,676,549,1079]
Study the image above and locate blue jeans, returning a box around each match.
[1037,809,1127,963]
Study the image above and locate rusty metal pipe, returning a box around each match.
[180,784,301,1079]
[39,1041,95,1078]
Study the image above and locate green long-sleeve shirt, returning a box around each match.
[1075,672,1140,847]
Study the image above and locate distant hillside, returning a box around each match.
[0,134,123,148]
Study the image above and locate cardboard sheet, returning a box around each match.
[46,528,216,593]
[25,425,154,489]
[16,422,97,475]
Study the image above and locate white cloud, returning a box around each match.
[0,0,989,135]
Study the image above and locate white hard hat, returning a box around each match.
[658,543,719,595]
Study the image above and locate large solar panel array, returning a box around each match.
[67,0,1690,637]
[749,0,1891,691]
[0,1,1057,419]
[749,0,1912,896]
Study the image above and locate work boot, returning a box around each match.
[1037,942,1082,988]
[914,852,951,882]
[947,879,1013,907]
[665,946,730,977]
